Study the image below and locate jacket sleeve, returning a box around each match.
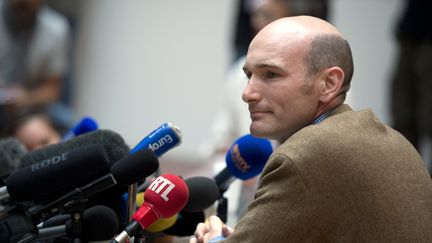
[223,152,314,243]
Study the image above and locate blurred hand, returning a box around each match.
[190,215,233,243]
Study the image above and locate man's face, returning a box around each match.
[242,31,321,143]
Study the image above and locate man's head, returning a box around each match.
[242,16,353,143]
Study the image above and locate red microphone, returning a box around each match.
[111,174,189,243]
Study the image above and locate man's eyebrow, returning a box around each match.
[244,62,283,71]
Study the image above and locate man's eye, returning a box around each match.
[265,71,278,79]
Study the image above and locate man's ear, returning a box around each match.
[319,66,344,103]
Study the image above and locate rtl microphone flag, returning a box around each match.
[112,174,189,243]
[134,174,189,227]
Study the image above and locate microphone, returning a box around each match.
[145,214,178,233]
[138,176,220,233]
[126,122,182,224]
[137,176,219,213]
[163,210,205,236]
[130,122,182,156]
[31,148,159,223]
[214,134,273,194]
[112,174,189,243]
[134,192,178,232]
[62,116,98,141]
[0,144,110,202]
[35,205,119,241]
[183,176,220,213]
[19,129,130,169]
[0,137,27,177]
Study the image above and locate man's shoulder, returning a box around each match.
[273,106,385,165]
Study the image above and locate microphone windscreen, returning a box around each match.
[163,210,205,236]
[144,174,189,218]
[20,129,130,168]
[183,176,220,212]
[71,116,98,135]
[62,116,98,141]
[65,205,119,241]
[133,174,189,229]
[145,213,178,232]
[0,138,27,177]
[110,149,159,185]
[130,122,182,157]
[6,144,110,202]
[225,134,273,180]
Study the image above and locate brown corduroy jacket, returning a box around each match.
[223,104,432,242]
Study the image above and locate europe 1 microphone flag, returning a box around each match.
[111,174,189,243]
[129,122,182,156]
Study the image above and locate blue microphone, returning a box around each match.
[129,122,182,156]
[62,117,98,141]
[214,134,273,193]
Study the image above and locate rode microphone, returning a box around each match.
[19,129,130,169]
[31,148,159,223]
[112,174,189,243]
[62,116,98,141]
[0,137,27,178]
[0,144,110,202]
[35,205,119,242]
[214,134,273,194]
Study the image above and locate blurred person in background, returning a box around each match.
[0,0,74,133]
[201,0,330,225]
[2,108,61,151]
[389,0,432,173]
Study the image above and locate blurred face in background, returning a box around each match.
[249,0,292,33]
[14,115,60,151]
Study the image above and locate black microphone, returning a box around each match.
[19,129,130,169]
[183,176,220,213]
[0,205,37,243]
[31,148,159,223]
[0,144,110,202]
[163,210,205,236]
[35,205,119,241]
[0,137,27,178]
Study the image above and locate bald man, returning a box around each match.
[191,16,432,243]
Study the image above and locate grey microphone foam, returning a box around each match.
[0,137,27,177]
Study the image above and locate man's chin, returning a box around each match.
[250,124,270,138]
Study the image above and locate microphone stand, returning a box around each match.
[217,196,228,223]
[69,208,84,243]
[127,183,137,223]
